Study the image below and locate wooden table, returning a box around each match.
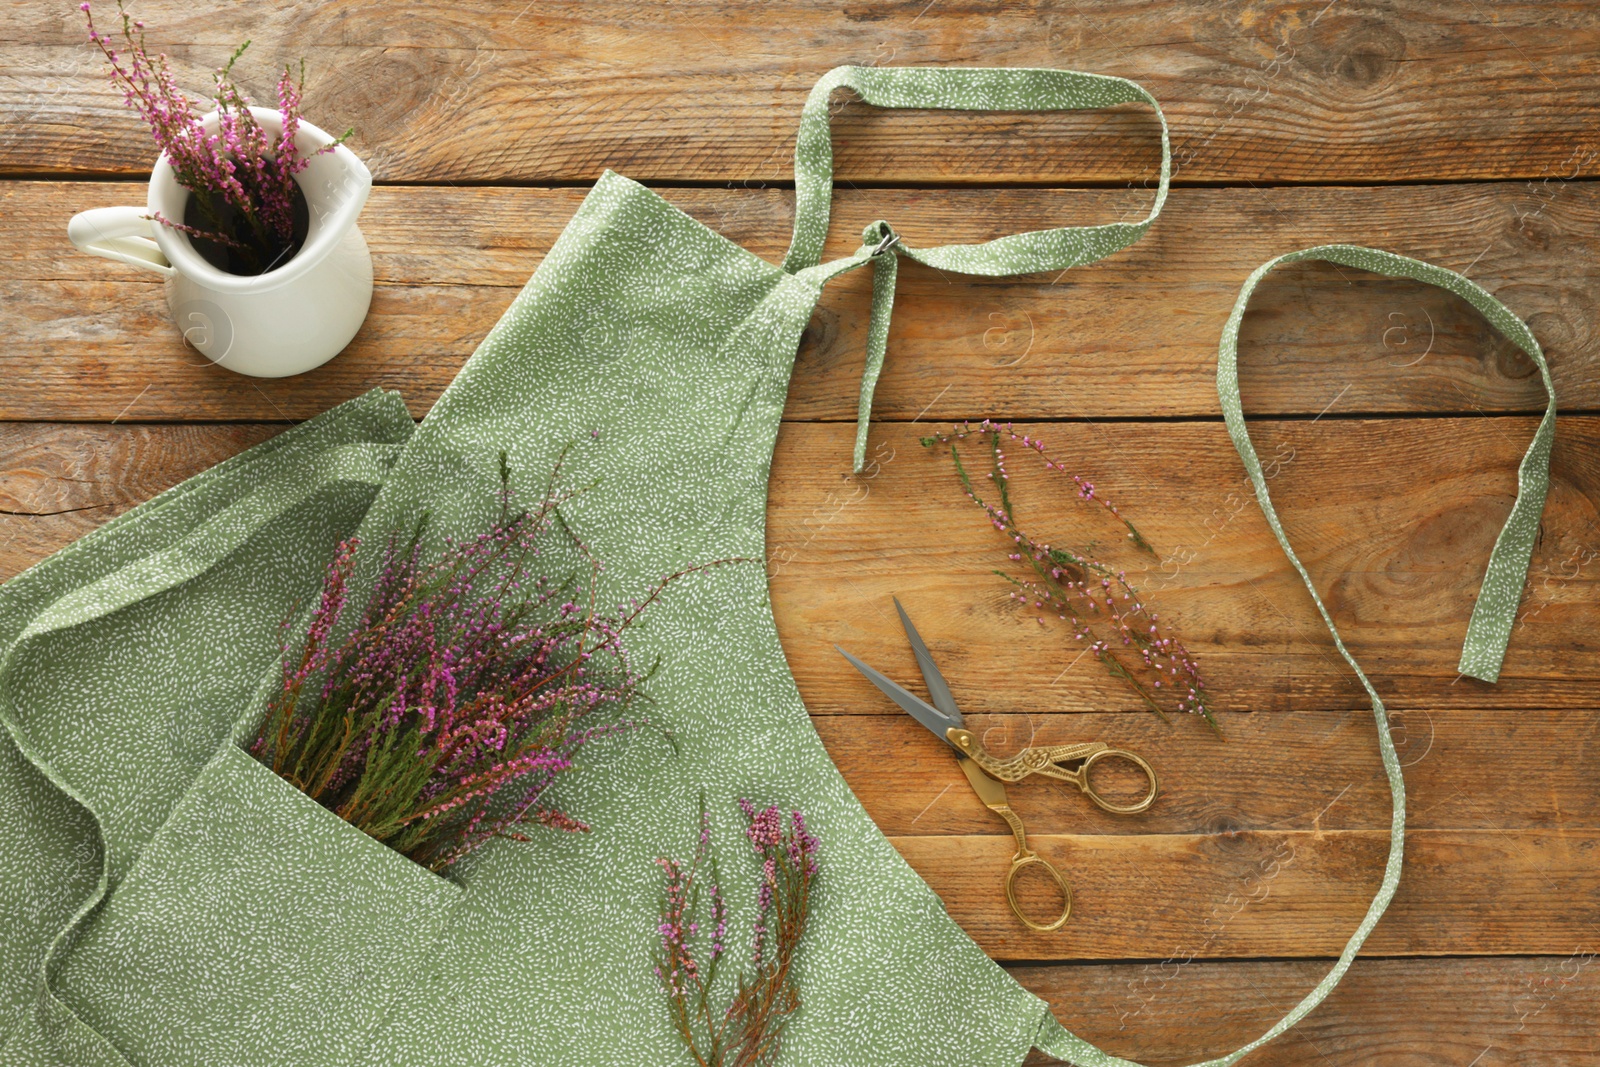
[4,3,1598,1062]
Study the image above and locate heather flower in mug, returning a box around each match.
[81,1,351,273]
[656,800,819,1067]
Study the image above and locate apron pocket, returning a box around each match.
[53,743,462,1067]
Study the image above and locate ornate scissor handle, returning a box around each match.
[947,728,1159,815]
[984,796,1072,932]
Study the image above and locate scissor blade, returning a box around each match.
[892,597,964,726]
[835,645,959,745]
[955,750,1011,808]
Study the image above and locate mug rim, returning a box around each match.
[147,107,371,294]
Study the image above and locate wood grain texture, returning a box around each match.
[1010,956,1600,1065]
[0,421,282,580]
[821,709,1597,838]
[769,419,1600,714]
[7,179,1600,421]
[4,1,1599,185]
[896,827,1599,959]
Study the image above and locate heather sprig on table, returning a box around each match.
[82,1,350,271]
[922,421,1218,733]
[656,800,819,1067]
[250,453,715,872]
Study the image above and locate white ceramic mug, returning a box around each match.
[68,108,373,378]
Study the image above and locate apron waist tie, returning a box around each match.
[791,218,905,475]
[784,219,902,473]
[857,220,901,474]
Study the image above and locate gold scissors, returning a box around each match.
[837,598,1158,932]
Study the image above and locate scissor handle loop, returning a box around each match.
[1077,747,1159,815]
[1004,850,1072,932]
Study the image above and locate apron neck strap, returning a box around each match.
[1034,244,1557,1067]
[783,65,1172,472]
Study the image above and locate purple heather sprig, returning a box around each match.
[656,800,818,1067]
[923,421,1219,734]
[82,2,350,269]
[251,452,743,871]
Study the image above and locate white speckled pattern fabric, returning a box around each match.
[0,70,1554,1067]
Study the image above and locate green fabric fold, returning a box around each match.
[0,388,415,1064]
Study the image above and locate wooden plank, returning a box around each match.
[5,418,1599,712]
[896,827,1600,959]
[4,2,1599,185]
[818,710,1599,838]
[769,419,1600,714]
[6,179,1598,421]
[0,421,283,581]
[6,425,1596,833]
[0,422,280,512]
[1010,956,1600,1065]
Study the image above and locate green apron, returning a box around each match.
[0,67,1555,1066]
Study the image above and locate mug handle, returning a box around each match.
[68,206,174,277]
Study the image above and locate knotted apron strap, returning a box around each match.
[1033,245,1557,1066]
[783,66,1171,472]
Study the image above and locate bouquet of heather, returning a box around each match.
[250,455,684,873]
[82,1,350,274]
[656,800,819,1067]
